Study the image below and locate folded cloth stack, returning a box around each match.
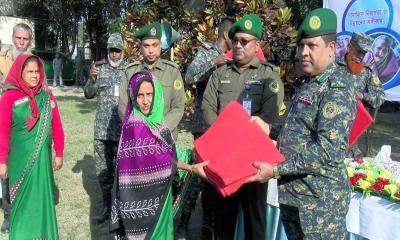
[348,100,373,148]
[194,101,285,197]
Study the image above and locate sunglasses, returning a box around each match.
[232,38,257,47]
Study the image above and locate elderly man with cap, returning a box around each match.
[339,32,385,109]
[84,32,127,223]
[117,22,185,138]
[338,32,385,157]
[201,14,284,239]
[247,8,358,239]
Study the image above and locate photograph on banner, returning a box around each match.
[325,0,400,100]
[365,32,400,84]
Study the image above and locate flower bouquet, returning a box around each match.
[345,158,400,203]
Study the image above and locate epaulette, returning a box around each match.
[201,42,213,49]
[161,59,180,69]
[262,61,280,73]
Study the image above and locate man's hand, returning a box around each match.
[191,161,210,180]
[53,157,63,171]
[250,116,270,135]
[246,162,273,183]
[356,91,364,100]
[214,54,227,66]
[90,61,99,81]
[0,164,8,179]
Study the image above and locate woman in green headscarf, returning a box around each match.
[110,71,207,239]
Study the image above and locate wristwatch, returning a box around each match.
[272,166,281,179]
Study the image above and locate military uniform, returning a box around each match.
[176,42,223,239]
[202,14,285,240]
[85,33,125,219]
[339,32,385,156]
[118,22,185,138]
[274,8,358,239]
[0,47,13,95]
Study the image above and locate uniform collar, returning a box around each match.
[233,56,261,72]
[313,62,336,83]
[142,58,165,71]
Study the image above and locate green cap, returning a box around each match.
[228,14,263,39]
[107,33,123,50]
[350,32,373,52]
[134,22,162,40]
[297,8,337,42]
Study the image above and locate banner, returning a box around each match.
[324,0,400,101]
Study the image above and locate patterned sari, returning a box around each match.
[4,54,58,239]
[110,71,176,240]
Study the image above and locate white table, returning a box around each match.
[347,192,400,240]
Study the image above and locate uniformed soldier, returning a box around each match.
[117,22,185,138]
[176,18,234,240]
[337,32,385,156]
[337,31,385,109]
[0,23,32,233]
[248,8,359,239]
[201,14,284,239]
[84,33,127,223]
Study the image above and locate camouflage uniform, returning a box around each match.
[338,32,385,156]
[84,33,126,213]
[176,42,222,239]
[118,58,185,138]
[202,56,284,239]
[276,63,358,239]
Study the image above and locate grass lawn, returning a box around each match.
[0,87,398,239]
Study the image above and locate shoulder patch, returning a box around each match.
[161,59,180,69]
[322,102,340,119]
[269,80,280,93]
[174,79,183,90]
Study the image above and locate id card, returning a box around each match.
[114,85,119,97]
[242,98,252,116]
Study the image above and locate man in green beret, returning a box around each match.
[247,8,358,238]
[201,13,284,239]
[118,22,185,138]
[337,32,385,156]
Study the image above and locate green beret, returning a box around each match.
[228,14,263,39]
[107,33,123,50]
[350,32,373,52]
[134,22,162,40]
[297,8,337,42]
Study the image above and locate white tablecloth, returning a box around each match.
[267,181,400,240]
[347,192,400,240]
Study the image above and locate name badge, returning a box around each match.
[114,85,119,97]
[242,98,252,116]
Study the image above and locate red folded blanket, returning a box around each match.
[348,101,373,148]
[194,101,284,197]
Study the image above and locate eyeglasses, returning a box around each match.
[232,38,257,47]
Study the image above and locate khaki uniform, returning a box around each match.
[0,48,13,93]
[202,57,284,125]
[118,58,185,137]
[201,56,284,239]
